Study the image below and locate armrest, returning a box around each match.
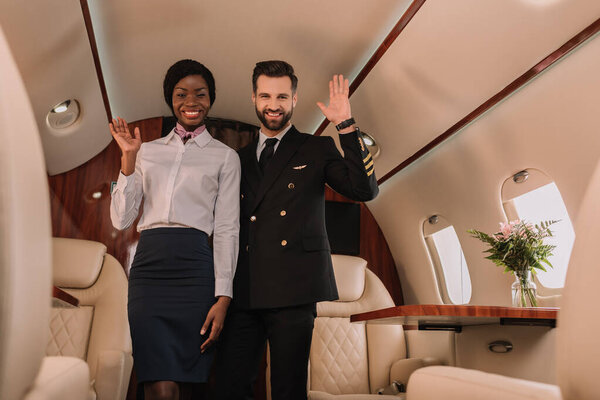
[93,350,133,400]
[24,356,90,400]
[407,366,561,400]
[390,357,441,388]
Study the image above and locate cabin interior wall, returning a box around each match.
[367,32,600,307]
[455,325,556,384]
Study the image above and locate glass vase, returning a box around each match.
[511,271,537,307]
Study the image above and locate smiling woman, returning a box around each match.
[109,59,240,400]
[163,60,216,133]
[171,75,211,130]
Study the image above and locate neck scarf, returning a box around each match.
[174,123,206,143]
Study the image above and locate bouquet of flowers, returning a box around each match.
[468,220,557,307]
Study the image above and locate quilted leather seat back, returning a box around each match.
[49,237,132,399]
[311,255,406,394]
[47,306,94,359]
[311,317,370,394]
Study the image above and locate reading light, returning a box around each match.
[513,170,529,183]
[47,99,80,129]
[52,100,70,113]
[361,131,380,158]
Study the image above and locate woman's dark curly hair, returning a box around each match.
[163,59,216,113]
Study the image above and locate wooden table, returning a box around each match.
[52,286,79,308]
[351,304,559,332]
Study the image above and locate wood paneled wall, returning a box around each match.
[326,188,404,305]
[49,117,163,268]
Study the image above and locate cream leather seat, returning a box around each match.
[49,238,133,400]
[0,25,89,400]
[306,255,437,399]
[406,161,600,400]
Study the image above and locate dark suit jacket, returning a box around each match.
[233,126,378,309]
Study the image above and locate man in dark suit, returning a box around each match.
[214,60,378,400]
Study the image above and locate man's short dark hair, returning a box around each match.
[163,59,216,114]
[252,60,298,94]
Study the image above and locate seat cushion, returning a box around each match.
[309,390,404,399]
[407,366,561,400]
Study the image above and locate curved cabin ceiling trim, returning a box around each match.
[378,15,600,184]
[80,0,112,121]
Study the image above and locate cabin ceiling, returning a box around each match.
[0,0,599,176]
[321,0,600,179]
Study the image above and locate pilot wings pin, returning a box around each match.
[293,164,307,170]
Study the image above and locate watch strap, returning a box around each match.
[335,117,355,131]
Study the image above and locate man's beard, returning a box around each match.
[255,106,293,132]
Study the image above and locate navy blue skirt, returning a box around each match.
[128,228,215,383]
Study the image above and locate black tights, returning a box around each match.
[141,381,207,400]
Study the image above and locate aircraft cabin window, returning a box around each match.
[502,169,575,289]
[424,215,472,304]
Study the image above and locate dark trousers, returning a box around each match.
[213,303,316,400]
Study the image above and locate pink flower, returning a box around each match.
[499,222,512,239]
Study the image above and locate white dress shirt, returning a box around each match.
[255,124,292,160]
[110,128,241,298]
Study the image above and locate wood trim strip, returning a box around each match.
[314,0,427,136]
[79,0,112,121]
[378,16,600,184]
[351,304,558,323]
[52,286,80,307]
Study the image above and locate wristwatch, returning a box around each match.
[335,117,355,131]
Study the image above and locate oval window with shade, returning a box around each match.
[501,169,575,291]
[423,215,472,304]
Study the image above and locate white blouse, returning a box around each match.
[110,128,241,298]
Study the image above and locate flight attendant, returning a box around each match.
[214,60,378,400]
[110,59,240,400]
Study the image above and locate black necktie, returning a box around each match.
[259,138,278,173]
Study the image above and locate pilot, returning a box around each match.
[214,60,378,400]
[110,59,240,400]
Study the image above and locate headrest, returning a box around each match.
[331,255,367,302]
[53,237,107,288]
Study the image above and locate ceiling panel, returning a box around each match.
[88,0,412,133]
[322,0,600,180]
[0,0,110,175]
